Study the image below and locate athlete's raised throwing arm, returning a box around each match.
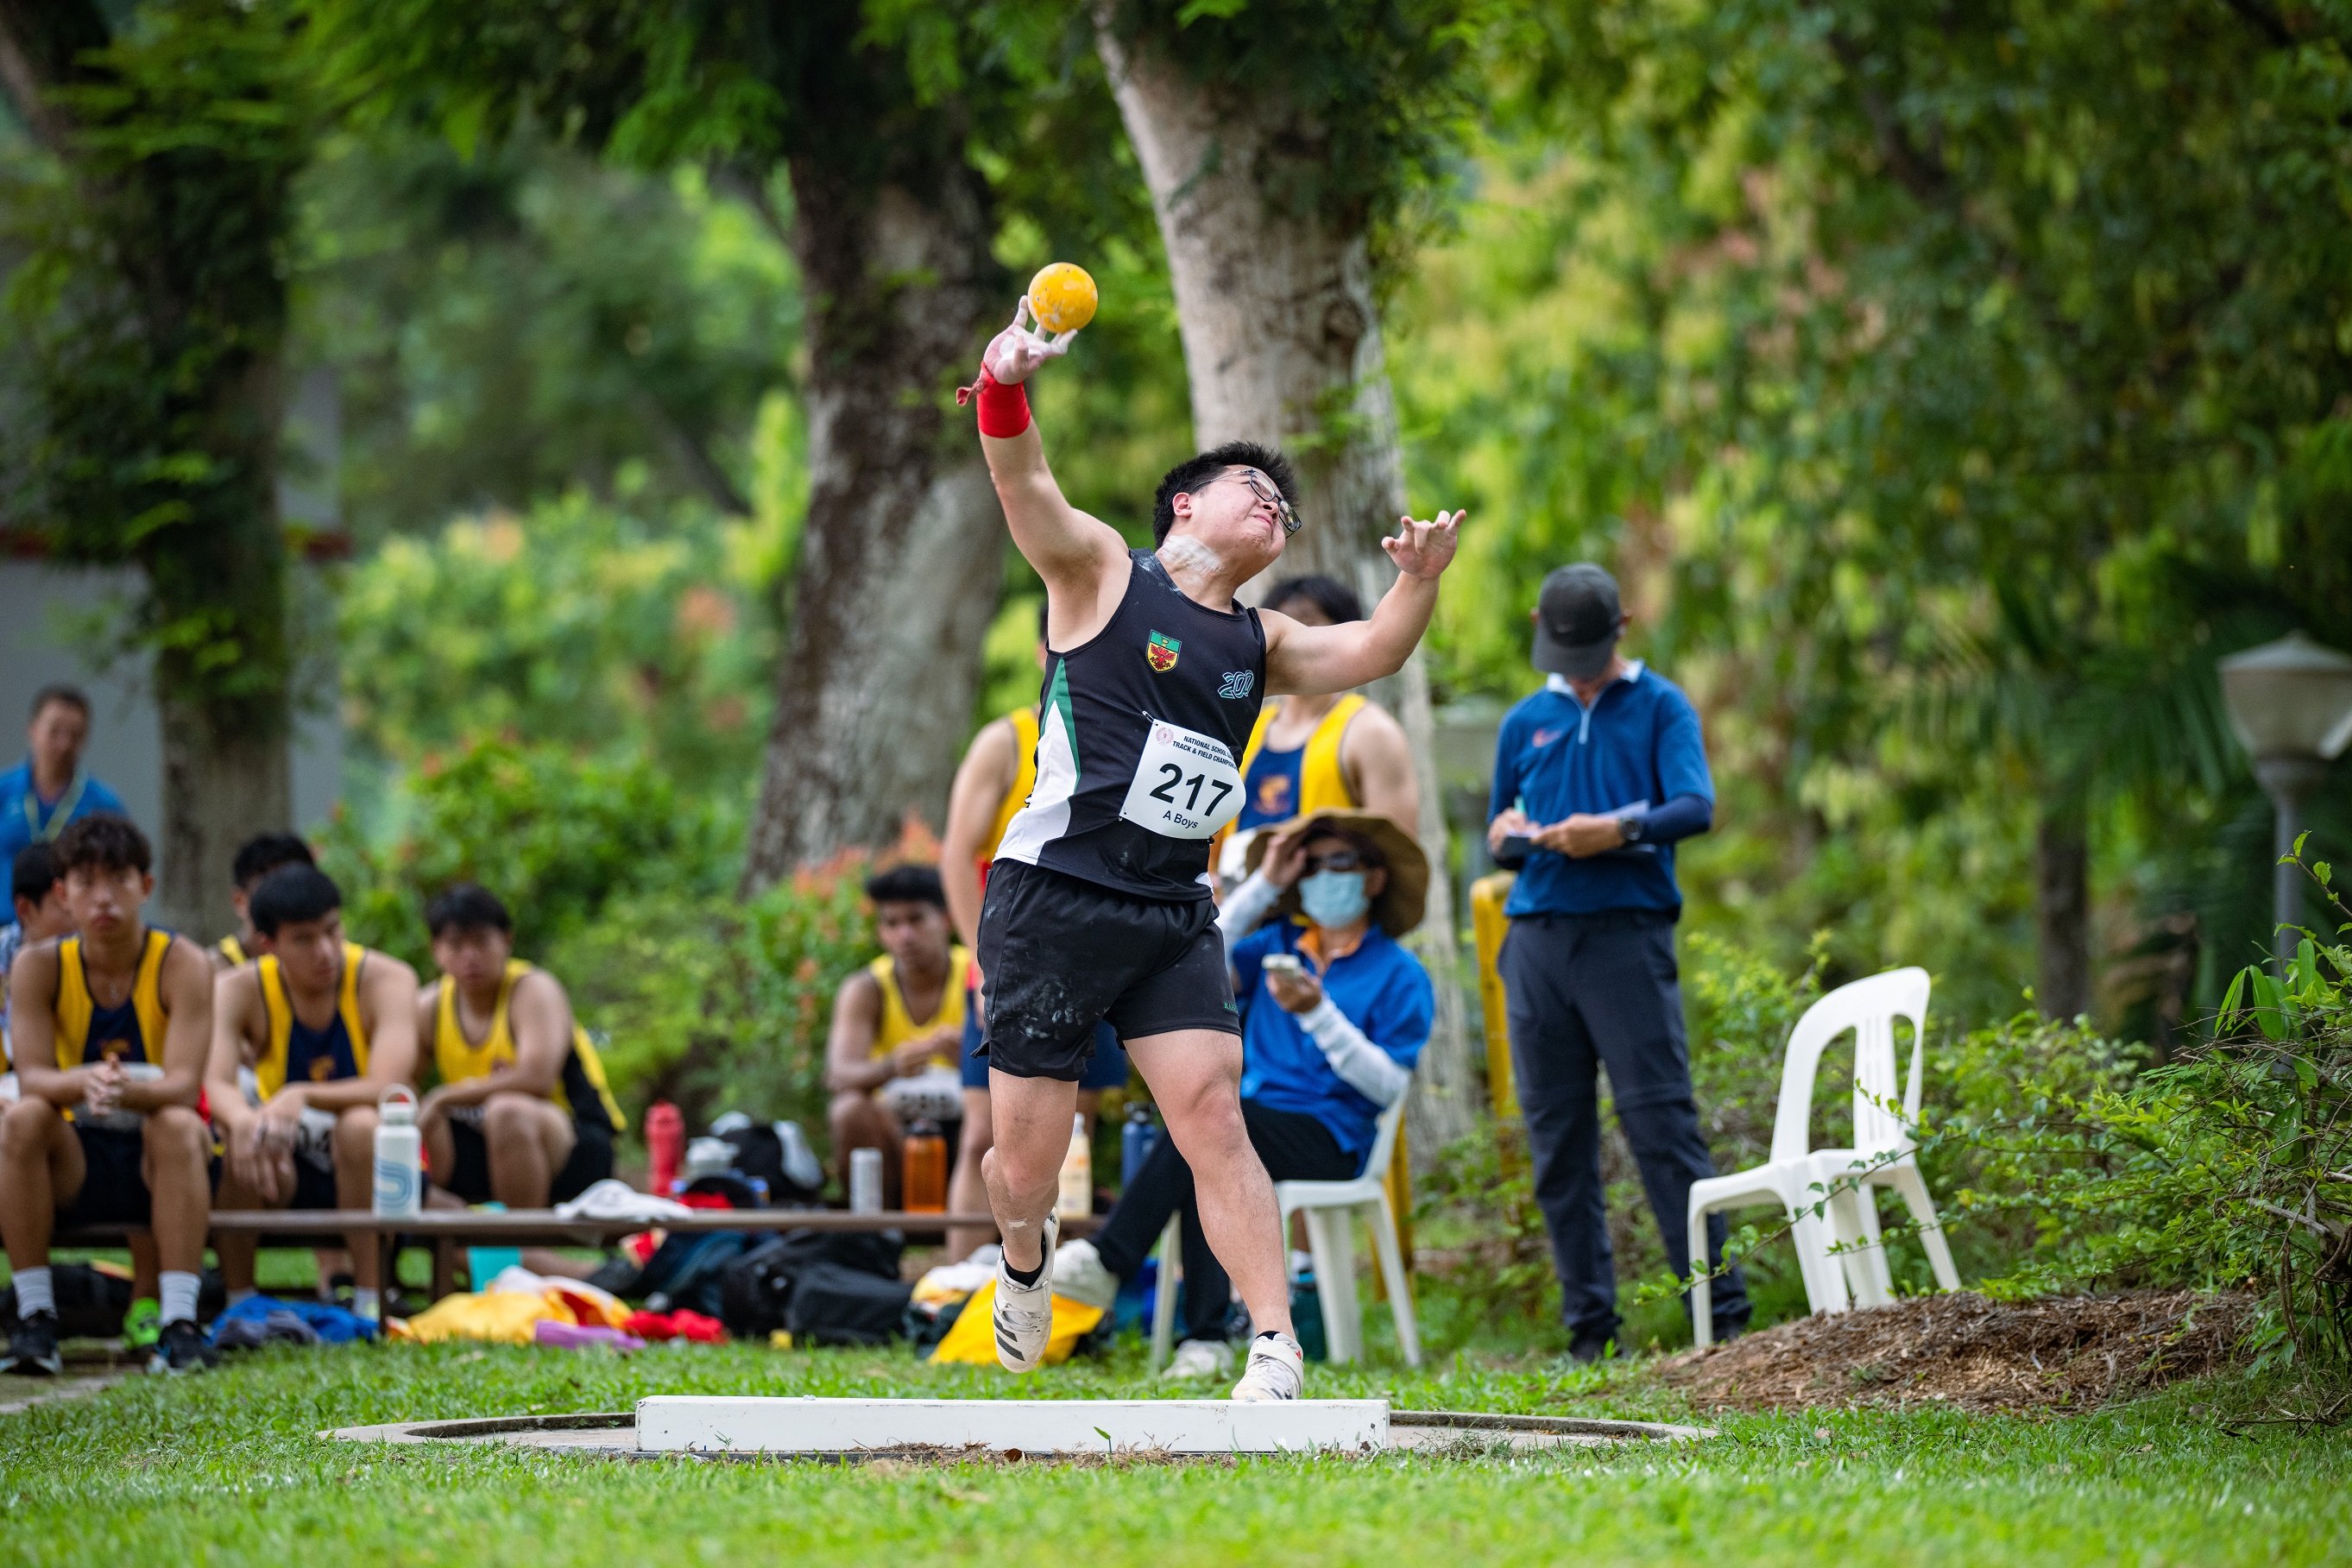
[968,302,1127,630]
[1260,512,1463,697]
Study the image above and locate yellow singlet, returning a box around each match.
[980,707,1041,867]
[54,929,172,1069]
[867,947,971,1065]
[217,935,248,967]
[1235,693,1367,818]
[432,960,627,1134]
[255,941,371,1098]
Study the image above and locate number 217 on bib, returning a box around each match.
[1118,721,1245,840]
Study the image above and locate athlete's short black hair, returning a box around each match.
[12,842,61,907]
[865,864,947,911]
[426,881,512,937]
[249,864,343,936]
[232,832,315,891]
[28,683,89,722]
[1151,442,1299,545]
[1264,573,1363,625]
[54,813,148,877]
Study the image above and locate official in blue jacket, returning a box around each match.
[1486,564,1749,1357]
[0,686,129,872]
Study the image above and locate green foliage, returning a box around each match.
[1,0,319,730]
[1951,858,2352,1365]
[337,488,777,779]
[318,734,735,971]
[547,847,913,1129]
[1100,0,1495,270]
[294,125,803,542]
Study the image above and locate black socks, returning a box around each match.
[1005,1256,1045,1288]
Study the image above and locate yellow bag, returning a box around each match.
[401,1289,561,1345]
[928,1279,1103,1367]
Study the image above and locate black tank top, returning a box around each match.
[994,551,1267,901]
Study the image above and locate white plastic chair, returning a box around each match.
[1149,1093,1422,1370]
[1687,966,1961,1346]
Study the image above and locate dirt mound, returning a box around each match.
[1653,1289,2251,1414]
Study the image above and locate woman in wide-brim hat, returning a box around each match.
[1241,809,1428,938]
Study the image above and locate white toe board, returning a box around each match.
[634,1396,1388,1457]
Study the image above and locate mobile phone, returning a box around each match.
[1498,832,1537,866]
[1262,954,1305,978]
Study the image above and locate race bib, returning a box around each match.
[1119,718,1245,840]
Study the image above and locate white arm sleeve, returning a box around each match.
[1216,871,1283,957]
[1296,998,1413,1107]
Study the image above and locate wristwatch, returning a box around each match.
[1617,809,1645,844]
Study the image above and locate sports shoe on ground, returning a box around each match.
[1049,1237,1118,1312]
[1161,1338,1234,1381]
[1230,1330,1304,1402]
[122,1298,162,1351]
[1,1310,63,1377]
[993,1213,1058,1373]
[147,1319,218,1376]
[1567,1328,1621,1365]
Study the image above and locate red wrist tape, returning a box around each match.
[966,367,1031,438]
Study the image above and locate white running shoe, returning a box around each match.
[1230,1331,1305,1402]
[1160,1338,1234,1381]
[993,1213,1058,1373]
[1050,1238,1119,1312]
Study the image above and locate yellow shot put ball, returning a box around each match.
[1027,262,1098,334]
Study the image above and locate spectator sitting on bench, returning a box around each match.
[207,864,419,1321]
[1050,813,1433,1380]
[0,815,217,1375]
[824,864,970,1206]
[3,842,74,1067]
[415,883,626,1208]
[208,832,315,971]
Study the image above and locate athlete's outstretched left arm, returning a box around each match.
[1264,510,1464,696]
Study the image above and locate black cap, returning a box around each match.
[1531,564,1624,678]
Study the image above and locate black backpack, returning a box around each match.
[717,1227,905,1339]
[784,1262,916,1347]
[0,1263,130,1338]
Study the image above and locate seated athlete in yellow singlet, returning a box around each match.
[823,864,968,1206]
[414,883,626,1208]
[0,815,217,1376]
[207,864,419,1318]
[1216,574,1420,885]
[208,832,316,972]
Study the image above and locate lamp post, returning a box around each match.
[2218,633,2352,959]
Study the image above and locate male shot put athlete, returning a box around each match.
[963,299,1461,1400]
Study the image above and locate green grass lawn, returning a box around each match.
[2,1333,2345,1567]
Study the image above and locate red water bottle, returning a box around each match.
[646,1101,684,1194]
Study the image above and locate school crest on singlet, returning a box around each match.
[1146,631,1182,673]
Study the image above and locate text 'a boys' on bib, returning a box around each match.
[1119,718,1245,840]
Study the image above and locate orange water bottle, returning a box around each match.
[903,1120,948,1214]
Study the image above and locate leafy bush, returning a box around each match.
[319,734,736,969]
[1946,854,2352,1367]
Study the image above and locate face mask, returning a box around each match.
[1298,869,1370,929]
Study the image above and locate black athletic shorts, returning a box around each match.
[976,860,1239,1082]
[59,1124,152,1227]
[288,1150,342,1212]
[438,1117,614,1206]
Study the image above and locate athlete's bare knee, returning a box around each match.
[142,1105,205,1157]
[2,1095,60,1154]
[334,1105,379,1156]
[482,1093,545,1140]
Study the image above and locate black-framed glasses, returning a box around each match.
[1239,471,1301,536]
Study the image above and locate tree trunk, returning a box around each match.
[1098,22,1478,1165]
[157,698,290,937]
[739,157,1006,890]
[2035,803,2093,1020]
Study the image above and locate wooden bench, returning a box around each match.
[56,1209,1098,1303]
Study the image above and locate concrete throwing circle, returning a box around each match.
[325,1401,1711,1461]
